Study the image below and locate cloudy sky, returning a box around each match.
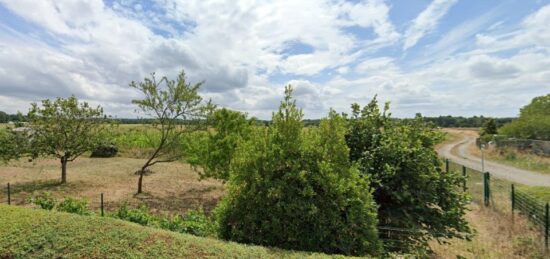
[0,0,548,119]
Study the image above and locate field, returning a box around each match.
[0,205,352,258]
[0,157,223,215]
[469,145,550,174]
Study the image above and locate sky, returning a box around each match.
[0,0,548,119]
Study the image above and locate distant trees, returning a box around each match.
[214,86,381,256]
[500,94,550,140]
[0,111,8,123]
[345,98,471,252]
[130,70,213,194]
[27,96,108,183]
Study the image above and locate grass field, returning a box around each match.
[470,145,550,174]
[0,157,223,215]
[0,205,355,259]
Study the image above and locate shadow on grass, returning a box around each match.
[132,186,222,214]
[8,179,63,194]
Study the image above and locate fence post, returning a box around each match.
[484,172,491,207]
[511,184,515,223]
[546,203,549,251]
[7,183,10,205]
[445,159,449,173]
[462,166,467,192]
[101,193,104,217]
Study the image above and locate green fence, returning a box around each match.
[446,158,548,250]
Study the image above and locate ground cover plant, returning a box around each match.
[0,205,351,259]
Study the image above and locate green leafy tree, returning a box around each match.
[215,86,381,256]
[185,108,252,181]
[130,70,213,194]
[345,98,471,252]
[480,118,498,137]
[500,94,550,140]
[27,96,108,183]
[0,111,8,123]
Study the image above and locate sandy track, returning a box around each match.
[438,129,550,186]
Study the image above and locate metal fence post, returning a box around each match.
[484,172,491,207]
[445,159,449,173]
[462,166,467,192]
[511,184,515,223]
[7,183,10,205]
[546,203,549,251]
[101,193,104,217]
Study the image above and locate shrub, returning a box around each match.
[90,143,118,158]
[159,208,214,237]
[114,203,155,226]
[57,197,91,215]
[500,94,550,140]
[214,86,381,256]
[28,192,56,210]
[345,99,471,252]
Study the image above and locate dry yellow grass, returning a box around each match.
[430,204,546,258]
[0,157,224,215]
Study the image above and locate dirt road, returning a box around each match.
[438,129,550,186]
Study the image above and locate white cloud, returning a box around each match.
[403,0,458,50]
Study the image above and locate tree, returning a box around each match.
[345,98,471,252]
[130,70,213,194]
[0,111,8,123]
[27,96,108,183]
[500,94,550,140]
[185,108,252,181]
[215,86,381,256]
[480,118,498,137]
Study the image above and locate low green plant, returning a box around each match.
[159,208,215,237]
[57,197,91,215]
[28,192,56,210]
[114,203,155,226]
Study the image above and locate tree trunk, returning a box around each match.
[137,170,144,194]
[61,157,68,184]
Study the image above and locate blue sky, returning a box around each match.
[0,0,548,119]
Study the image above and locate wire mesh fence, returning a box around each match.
[446,158,549,250]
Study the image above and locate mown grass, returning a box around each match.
[0,205,358,258]
[517,185,550,203]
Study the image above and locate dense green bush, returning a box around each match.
[159,208,214,237]
[57,197,91,215]
[28,192,57,210]
[114,203,156,226]
[500,94,550,140]
[90,143,118,157]
[214,86,381,256]
[345,98,471,252]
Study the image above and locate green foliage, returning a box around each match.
[114,203,156,226]
[26,96,109,183]
[500,94,550,140]
[0,205,344,258]
[159,208,215,237]
[57,197,91,215]
[130,70,214,193]
[185,108,252,181]
[0,111,8,123]
[480,118,498,137]
[28,192,56,210]
[345,98,471,252]
[215,86,381,256]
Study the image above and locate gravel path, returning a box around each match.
[438,130,550,186]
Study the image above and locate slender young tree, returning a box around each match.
[130,70,212,194]
[27,96,108,183]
